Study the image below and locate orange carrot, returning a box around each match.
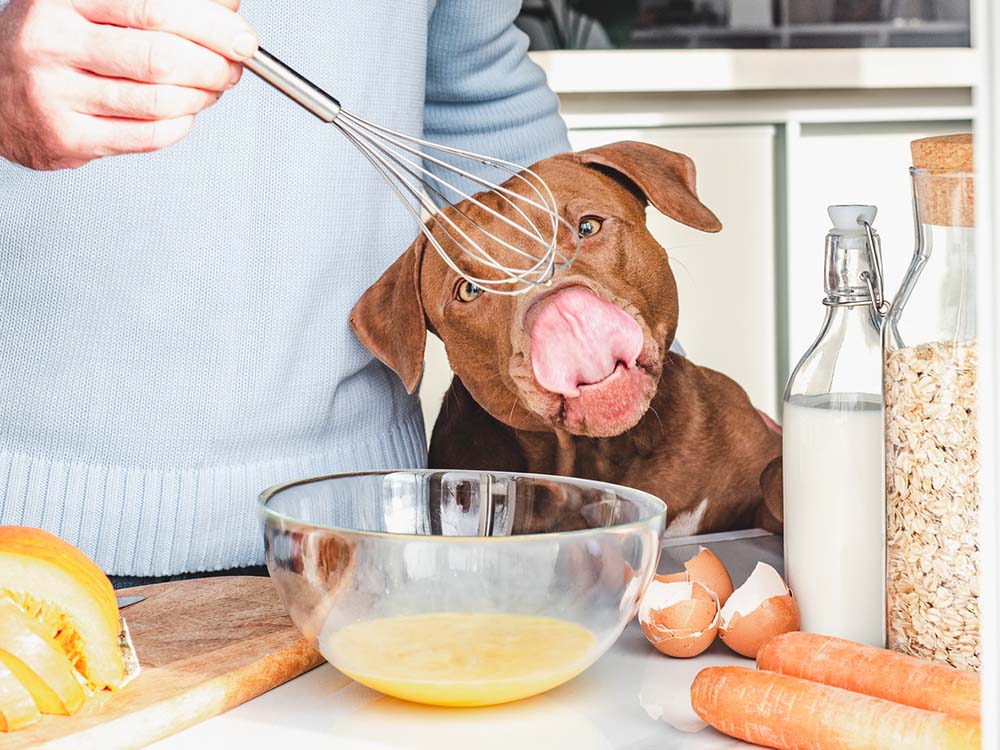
[690,666,981,750]
[756,632,980,721]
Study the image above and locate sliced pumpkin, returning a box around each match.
[0,598,86,715]
[0,659,40,732]
[0,527,124,690]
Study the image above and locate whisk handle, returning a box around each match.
[243,48,341,123]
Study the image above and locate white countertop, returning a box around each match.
[529,48,978,94]
[146,623,757,750]
[147,532,782,750]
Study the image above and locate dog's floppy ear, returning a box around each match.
[349,234,427,394]
[577,141,722,233]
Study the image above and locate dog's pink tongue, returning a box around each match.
[530,287,643,397]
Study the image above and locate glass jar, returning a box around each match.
[783,205,885,647]
[883,135,979,671]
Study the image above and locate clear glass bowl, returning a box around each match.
[260,470,666,706]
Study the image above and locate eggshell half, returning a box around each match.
[684,548,734,606]
[639,581,720,658]
[718,562,799,659]
[720,595,800,658]
[654,571,688,584]
[653,547,734,606]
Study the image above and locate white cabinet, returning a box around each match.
[419,335,452,439]
[784,120,972,379]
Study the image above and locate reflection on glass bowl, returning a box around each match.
[260,470,667,706]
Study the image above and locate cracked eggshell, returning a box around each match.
[653,547,734,606]
[718,562,799,659]
[682,547,734,606]
[638,580,720,658]
[654,571,687,584]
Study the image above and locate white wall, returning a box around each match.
[974,0,998,739]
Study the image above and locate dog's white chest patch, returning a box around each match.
[665,498,709,537]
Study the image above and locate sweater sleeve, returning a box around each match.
[421,0,571,202]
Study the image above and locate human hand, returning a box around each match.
[0,0,258,169]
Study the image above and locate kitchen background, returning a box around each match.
[418,0,975,433]
[515,0,969,50]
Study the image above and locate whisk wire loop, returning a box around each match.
[336,120,539,288]
[336,112,578,264]
[244,48,580,296]
[335,113,574,288]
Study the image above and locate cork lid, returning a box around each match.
[911,134,973,172]
[910,134,974,227]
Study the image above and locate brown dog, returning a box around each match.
[350,141,782,536]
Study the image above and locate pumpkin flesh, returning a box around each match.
[0,598,86,715]
[0,659,40,732]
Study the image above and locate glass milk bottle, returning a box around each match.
[883,135,979,670]
[782,205,886,647]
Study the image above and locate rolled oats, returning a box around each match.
[885,340,980,671]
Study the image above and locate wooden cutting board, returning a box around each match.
[6,576,324,750]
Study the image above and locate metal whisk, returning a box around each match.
[244,49,579,295]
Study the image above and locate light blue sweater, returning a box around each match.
[0,0,570,575]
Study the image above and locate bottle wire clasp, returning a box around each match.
[860,220,890,320]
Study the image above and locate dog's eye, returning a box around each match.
[578,217,602,238]
[456,280,483,302]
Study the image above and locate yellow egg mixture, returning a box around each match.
[323,612,596,707]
